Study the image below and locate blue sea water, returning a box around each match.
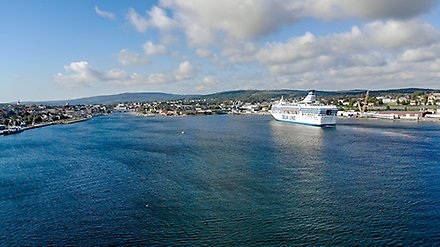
[0,114,439,245]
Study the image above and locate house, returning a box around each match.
[379,111,424,120]
[382,98,397,104]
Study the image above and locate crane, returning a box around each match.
[362,90,369,113]
[357,100,362,112]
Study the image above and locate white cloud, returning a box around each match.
[160,0,297,45]
[148,6,179,30]
[104,69,129,81]
[364,20,439,49]
[195,41,258,68]
[310,0,438,20]
[118,49,149,66]
[430,59,440,72]
[152,0,437,46]
[127,8,150,32]
[129,60,195,85]
[126,6,177,33]
[56,60,196,87]
[251,19,440,89]
[85,1,440,91]
[143,41,168,56]
[195,75,218,91]
[257,32,317,65]
[95,6,116,20]
[55,61,101,87]
[267,52,440,90]
[195,48,213,58]
[174,60,195,81]
[222,41,258,64]
[399,43,440,63]
[257,20,440,68]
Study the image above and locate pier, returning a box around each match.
[1,117,91,136]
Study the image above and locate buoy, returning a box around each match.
[181,131,185,134]
[145,204,149,207]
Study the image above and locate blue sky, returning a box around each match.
[1,0,440,102]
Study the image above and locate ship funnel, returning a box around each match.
[301,90,316,103]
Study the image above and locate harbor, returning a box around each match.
[3,0,440,245]
[0,102,110,136]
[1,114,439,245]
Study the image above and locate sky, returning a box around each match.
[1,0,440,102]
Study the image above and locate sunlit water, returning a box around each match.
[1,115,439,245]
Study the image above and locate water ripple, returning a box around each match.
[0,115,439,245]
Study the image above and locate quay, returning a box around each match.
[1,117,91,136]
[338,110,440,122]
[60,117,92,124]
[23,122,56,131]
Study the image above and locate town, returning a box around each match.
[1,90,440,135]
[0,103,110,135]
[114,99,271,116]
[117,90,440,120]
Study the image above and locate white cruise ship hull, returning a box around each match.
[270,91,338,126]
[270,112,337,126]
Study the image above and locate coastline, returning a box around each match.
[130,110,440,123]
[1,117,92,136]
[2,112,439,137]
[129,111,272,117]
[337,115,440,123]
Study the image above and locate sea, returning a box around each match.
[1,114,439,245]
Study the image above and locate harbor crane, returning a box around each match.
[357,90,370,114]
[362,90,369,113]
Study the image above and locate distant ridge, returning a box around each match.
[20,92,193,106]
[199,88,438,102]
[13,88,438,105]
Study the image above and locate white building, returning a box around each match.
[382,98,397,104]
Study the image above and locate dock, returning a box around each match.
[1,117,92,136]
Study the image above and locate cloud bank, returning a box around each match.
[56,60,195,87]
[58,1,440,91]
[148,0,438,45]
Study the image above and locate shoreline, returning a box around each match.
[2,113,439,136]
[337,115,440,123]
[128,111,272,117]
[1,117,92,136]
[130,111,440,122]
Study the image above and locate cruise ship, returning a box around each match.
[270,91,338,126]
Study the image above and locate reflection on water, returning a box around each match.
[269,119,327,189]
[269,120,350,244]
[270,120,325,152]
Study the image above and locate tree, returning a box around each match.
[422,95,428,104]
[34,115,43,124]
[349,99,356,107]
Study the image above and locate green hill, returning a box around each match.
[12,88,438,105]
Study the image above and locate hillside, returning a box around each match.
[201,88,438,102]
[20,92,192,106]
[13,88,438,105]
